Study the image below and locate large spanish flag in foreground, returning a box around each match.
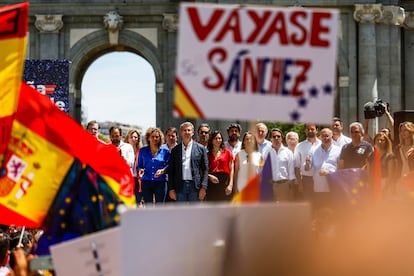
[0,83,135,227]
[232,155,273,203]
[0,2,28,155]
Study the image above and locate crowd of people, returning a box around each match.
[86,110,414,209]
[1,111,413,275]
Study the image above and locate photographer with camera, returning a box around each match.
[363,99,394,144]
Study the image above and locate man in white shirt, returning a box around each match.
[168,122,208,202]
[331,117,351,148]
[294,123,321,202]
[305,128,341,210]
[109,126,135,171]
[263,128,295,202]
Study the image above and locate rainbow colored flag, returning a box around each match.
[0,83,135,227]
[232,155,273,203]
[0,2,28,155]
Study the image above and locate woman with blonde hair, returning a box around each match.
[395,121,414,177]
[234,131,263,193]
[137,127,170,204]
[372,132,396,197]
[124,129,143,205]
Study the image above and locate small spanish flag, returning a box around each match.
[232,155,273,203]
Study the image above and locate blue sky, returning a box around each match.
[81,52,156,131]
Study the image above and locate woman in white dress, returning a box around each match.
[234,131,264,193]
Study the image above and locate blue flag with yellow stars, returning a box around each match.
[35,159,123,255]
[327,168,370,212]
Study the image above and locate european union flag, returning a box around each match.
[36,160,123,255]
[326,168,370,211]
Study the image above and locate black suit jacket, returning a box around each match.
[168,142,208,192]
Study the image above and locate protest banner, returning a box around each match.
[50,227,121,276]
[23,59,70,113]
[174,3,338,124]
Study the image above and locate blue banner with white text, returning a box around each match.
[23,59,69,113]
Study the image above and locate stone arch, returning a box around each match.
[68,29,162,122]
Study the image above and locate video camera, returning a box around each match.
[364,99,389,119]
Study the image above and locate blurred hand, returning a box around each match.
[199,188,206,201]
[208,174,219,184]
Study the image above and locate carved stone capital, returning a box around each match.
[378,6,405,25]
[103,11,123,33]
[403,11,414,30]
[162,14,178,32]
[353,4,382,24]
[35,14,63,33]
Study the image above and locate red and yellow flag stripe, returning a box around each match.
[0,2,28,117]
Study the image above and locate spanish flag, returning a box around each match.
[0,2,28,155]
[370,146,382,202]
[0,83,135,227]
[232,155,273,203]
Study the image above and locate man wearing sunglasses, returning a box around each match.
[263,128,296,202]
[197,123,210,148]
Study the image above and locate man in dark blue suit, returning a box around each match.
[168,122,208,202]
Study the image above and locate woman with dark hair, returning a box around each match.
[137,127,170,204]
[207,130,234,202]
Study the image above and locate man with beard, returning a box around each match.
[109,126,135,171]
[224,123,242,158]
[294,123,321,202]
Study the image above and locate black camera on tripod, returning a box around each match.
[364,99,389,119]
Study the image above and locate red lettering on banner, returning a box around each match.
[290,11,307,45]
[187,7,332,47]
[268,59,285,94]
[246,10,272,43]
[310,12,331,47]
[203,48,227,89]
[214,9,242,42]
[258,12,289,45]
[205,48,312,96]
[187,7,224,41]
[291,60,311,96]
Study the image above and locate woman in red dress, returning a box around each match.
[207,130,234,202]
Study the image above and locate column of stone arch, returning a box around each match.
[375,5,404,129]
[353,4,381,135]
[403,11,414,109]
[353,4,408,134]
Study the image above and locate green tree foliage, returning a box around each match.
[263,122,307,142]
